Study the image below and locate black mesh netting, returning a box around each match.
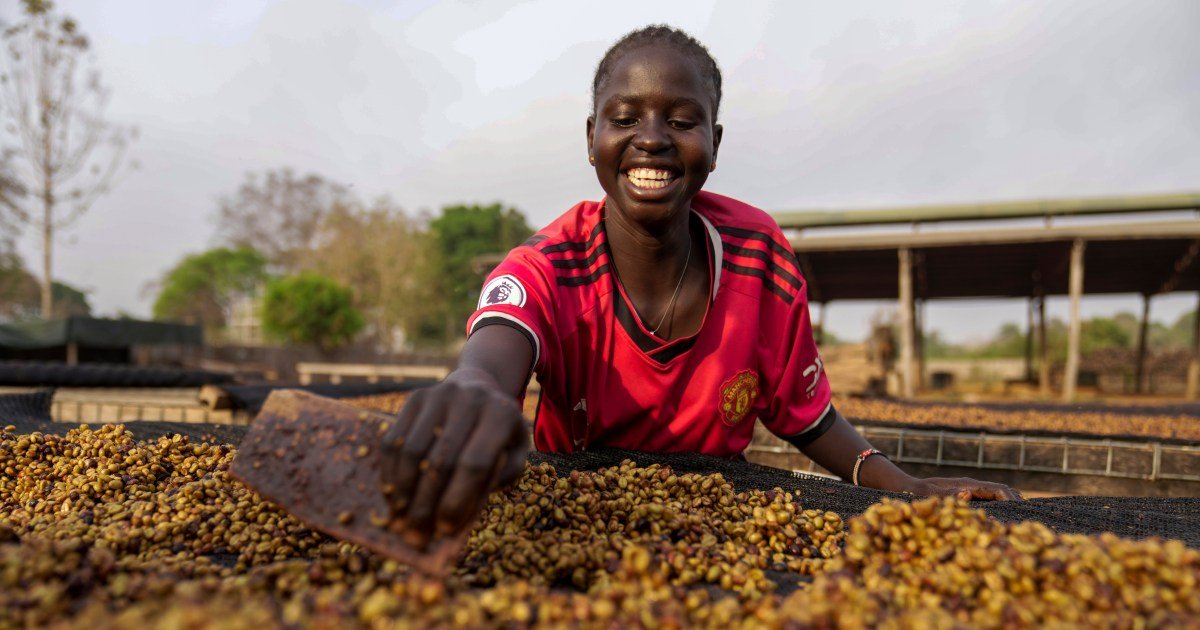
[4,399,1199,549]
[0,361,233,388]
[0,389,56,429]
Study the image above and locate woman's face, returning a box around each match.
[587,46,722,227]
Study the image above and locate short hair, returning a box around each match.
[591,25,723,122]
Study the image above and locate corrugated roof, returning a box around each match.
[774,191,1200,229]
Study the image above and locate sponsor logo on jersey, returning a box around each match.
[719,369,760,426]
[479,274,527,308]
[802,357,824,399]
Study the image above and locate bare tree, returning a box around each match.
[0,0,135,317]
[215,168,350,274]
[307,197,431,352]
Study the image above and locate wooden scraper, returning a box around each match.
[229,389,470,576]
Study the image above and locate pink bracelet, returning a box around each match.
[852,448,887,486]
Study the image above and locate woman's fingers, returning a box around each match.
[404,391,490,540]
[931,477,1023,502]
[497,419,531,487]
[435,403,527,534]
[963,481,1022,501]
[383,390,450,519]
[380,392,422,506]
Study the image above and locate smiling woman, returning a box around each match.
[378,24,1022,547]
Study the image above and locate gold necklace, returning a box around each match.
[649,238,691,336]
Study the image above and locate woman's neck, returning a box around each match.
[604,205,695,299]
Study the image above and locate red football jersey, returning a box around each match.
[466,191,833,457]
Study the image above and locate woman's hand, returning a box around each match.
[379,374,530,548]
[902,476,1024,501]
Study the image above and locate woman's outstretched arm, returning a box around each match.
[791,409,1022,501]
[380,324,534,546]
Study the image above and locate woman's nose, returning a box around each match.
[632,118,670,153]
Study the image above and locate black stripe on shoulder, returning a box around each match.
[717,226,801,269]
[722,242,803,291]
[539,222,604,255]
[521,234,549,248]
[557,263,611,287]
[550,242,609,270]
[721,260,795,304]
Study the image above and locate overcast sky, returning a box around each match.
[4,0,1198,343]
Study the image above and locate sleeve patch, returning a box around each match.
[479,274,527,308]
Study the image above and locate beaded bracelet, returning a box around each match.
[851,448,886,486]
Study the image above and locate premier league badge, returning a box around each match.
[478,274,527,308]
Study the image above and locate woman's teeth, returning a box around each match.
[626,168,676,189]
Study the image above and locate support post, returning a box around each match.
[1188,291,1200,400]
[898,247,915,398]
[1063,239,1086,402]
[1024,297,1035,382]
[1038,295,1050,397]
[66,342,79,366]
[1134,293,1151,395]
[915,299,926,390]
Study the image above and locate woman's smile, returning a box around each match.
[625,167,677,189]
[622,167,684,204]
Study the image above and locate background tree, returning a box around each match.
[0,246,90,321]
[261,273,363,351]
[0,150,24,234]
[0,245,33,320]
[419,203,532,344]
[306,197,432,352]
[0,0,135,317]
[1155,310,1196,351]
[215,168,350,274]
[151,247,267,333]
[48,279,89,316]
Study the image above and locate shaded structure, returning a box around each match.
[778,192,1200,401]
[0,316,203,364]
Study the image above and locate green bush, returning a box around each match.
[261,273,364,350]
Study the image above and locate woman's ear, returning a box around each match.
[711,123,723,171]
[585,116,596,163]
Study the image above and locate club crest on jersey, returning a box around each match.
[479,274,526,308]
[719,370,760,426]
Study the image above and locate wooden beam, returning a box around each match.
[1063,239,1086,402]
[66,342,78,366]
[898,248,915,398]
[1134,294,1151,395]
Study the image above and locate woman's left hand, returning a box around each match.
[904,477,1024,501]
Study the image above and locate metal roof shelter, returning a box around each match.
[778,192,1200,402]
[0,316,203,364]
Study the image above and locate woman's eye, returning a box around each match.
[669,119,697,130]
[611,117,637,128]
